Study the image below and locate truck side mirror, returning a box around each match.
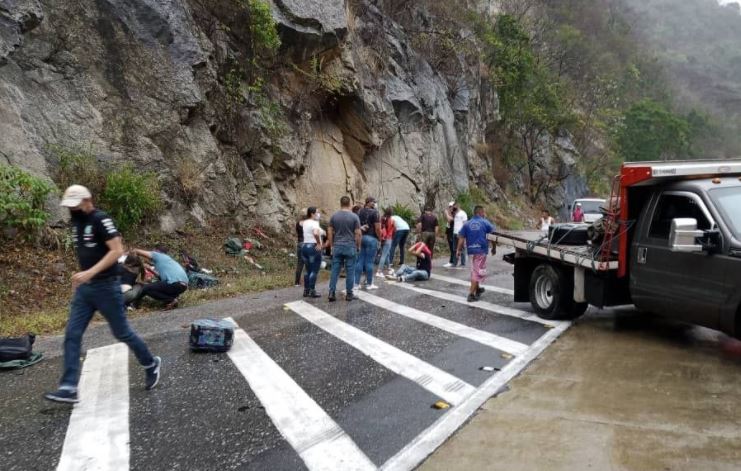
[670,218,704,253]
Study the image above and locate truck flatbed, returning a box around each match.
[489,230,619,271]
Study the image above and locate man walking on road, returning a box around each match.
[355,197,382,290]
[327,196,362,301]
[45,185,161,404]
[456,205,496,303]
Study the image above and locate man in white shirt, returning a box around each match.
[450,203,468,268]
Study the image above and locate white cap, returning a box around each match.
[60,185,92,207]
[448,201,455,207]
[576,202,582,207]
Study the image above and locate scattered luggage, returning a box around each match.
[189,319,234,353]
[188,271,219,289]
[0,334,43,369]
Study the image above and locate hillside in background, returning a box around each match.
[624,0,741,157]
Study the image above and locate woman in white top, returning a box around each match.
[300,207,325,298]
[539,209,555,233]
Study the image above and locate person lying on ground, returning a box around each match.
[130,247,189,310]
[119,254,145,307]
[395,241,432,282]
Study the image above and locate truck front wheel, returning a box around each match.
[529,264,588,320]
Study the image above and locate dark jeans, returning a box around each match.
[301,243,322,291]
[390,229,410,266]
[447,230,455,264]
[60,277,155,389]
[452,234,466,266]
[294,242,305,285]
[355,235,378,286]
[329,245,357,294]
[135,281,187,306]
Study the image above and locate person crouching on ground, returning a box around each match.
[395,241,432,282]
[45,185,161,403]
[456,205,496,302]
[131,246,189,310]
[300,206,325,298]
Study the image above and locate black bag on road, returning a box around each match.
[0,334,35,362]
[189,319,234,353]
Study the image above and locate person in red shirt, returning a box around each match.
[376,207,396,278]
[572,203,584,223]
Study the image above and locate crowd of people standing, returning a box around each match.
[295,196,498,304]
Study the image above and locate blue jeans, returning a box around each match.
[379,239,393,270]
[390,229,410,266]
[395,265,430,282]
[452,234,466,266]
[355,235,378,286]
[61,277,154,389]
[329,245,357,294]
[301,243,322,291]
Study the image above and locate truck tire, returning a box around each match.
[548,223,589,245]
[529,264,588,320]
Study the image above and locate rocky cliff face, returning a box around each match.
[0,0,581,230]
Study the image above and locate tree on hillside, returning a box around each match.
[616,99,689,162]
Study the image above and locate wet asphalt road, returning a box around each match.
[1,255,560,471]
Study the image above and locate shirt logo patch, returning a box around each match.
[101,218,118,234]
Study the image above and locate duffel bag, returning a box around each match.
[0,334,35,362]
[548,223,589,246]
[188,271,219,289]
[189,319,234,353]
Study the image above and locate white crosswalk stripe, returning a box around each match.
[389,281,562,327]
[285,301,477,405]
[430,273,515,296]
[57,344,130,471]
[225,318,376,471]
[355,291,528,356]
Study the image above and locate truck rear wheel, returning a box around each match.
[529,264,588,320]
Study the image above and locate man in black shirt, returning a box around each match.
[354,196,382,289]
[416,206,439,253]
[44,185,161,404]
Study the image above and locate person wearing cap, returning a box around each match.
[355,196,382,290]
[45,185,161,404]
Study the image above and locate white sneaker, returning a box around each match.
[367,284,379,290]
[375,271,385,278]
[387,269,395,276]
[443,263,453,268]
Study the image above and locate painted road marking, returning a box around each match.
[57,344,129,471]
[390,282,562,327]
[225,318,376,471]
[285,301,476,405]
[380,320,572,471]
[430,273,515,296]
[355,291,528,356]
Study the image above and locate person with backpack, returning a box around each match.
[131,246,189,310]
[456,205,497,303]
[355,196,382,290]
[45,185,161,404]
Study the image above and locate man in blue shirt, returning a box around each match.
[456,205,497,302]
[132,246,189,310]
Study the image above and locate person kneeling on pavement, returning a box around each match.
[395,241,432,282]
[131,247,188,310]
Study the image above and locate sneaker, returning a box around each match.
[443,263,454,268]
[308,290,321,298]
[387,268,395,276]
[367,284,379,290]
[328,292,337,302]
[145,356,162,390]
[346,293,355,301]
[476,287,486,297]
[376,271,385,278]
[164,300,179,311]
[354,284,361,291]
[44,389,79,404]
[397,276,404,282]
[467,294,478,303]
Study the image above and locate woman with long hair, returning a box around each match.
[294,209,307,286]
[376,207,396,278]
[300,206,325,298]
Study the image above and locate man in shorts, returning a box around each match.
[456,205,496,302]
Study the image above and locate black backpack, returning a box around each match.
[0,334,35,362]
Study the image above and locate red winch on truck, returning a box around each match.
[491,160,741,339]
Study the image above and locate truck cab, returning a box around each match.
[629,177,741,336]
